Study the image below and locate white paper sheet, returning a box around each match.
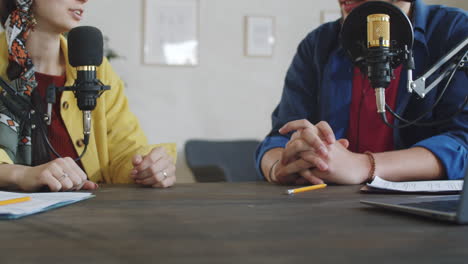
[0,191,94,219]
[367,176,463,192]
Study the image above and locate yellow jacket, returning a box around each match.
[0,32,176,183]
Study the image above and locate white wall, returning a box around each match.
[81,0,466,183]
[81,0,337,182]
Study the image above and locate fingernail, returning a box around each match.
[134,156,142,164]
[318,161,328,171]
[94,183,99,189]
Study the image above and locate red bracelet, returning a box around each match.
[364,151,376,183]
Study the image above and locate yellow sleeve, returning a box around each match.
[0,149,13,164]
[98,60,177,183]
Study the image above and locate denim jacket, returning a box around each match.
[256,0,468,180]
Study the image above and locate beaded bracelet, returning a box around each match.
[268,160,280,182]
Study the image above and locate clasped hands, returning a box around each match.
[270,120,369,185]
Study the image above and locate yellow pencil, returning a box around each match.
[0,196,31,206]
[285,184,327,195]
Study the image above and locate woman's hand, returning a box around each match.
[17,158,97,192]
[130,147,176,188]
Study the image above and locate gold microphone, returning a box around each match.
[367,14,390,48]
[367,14,391,114]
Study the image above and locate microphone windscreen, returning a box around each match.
[341,1,413,67]
[68,26,104,67]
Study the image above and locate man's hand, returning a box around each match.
[268,120,335,185]
[276,138,370,185]
[271,119,370,185]
[279,120,336,167]
[130,147,176,188]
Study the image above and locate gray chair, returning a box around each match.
[184,139,262,182]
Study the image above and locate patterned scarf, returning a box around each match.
[3,0,50,166]
[5,0,36,96]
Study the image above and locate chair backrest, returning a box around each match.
[184,139,262,182]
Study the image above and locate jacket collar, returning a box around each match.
[411,0,430,51]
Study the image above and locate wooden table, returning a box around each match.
[1,183,467,263]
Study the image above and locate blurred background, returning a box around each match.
[79,0,467,183]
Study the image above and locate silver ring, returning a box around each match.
[162,171,168,180]
[60,173,68,179]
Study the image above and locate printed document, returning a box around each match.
[367,176,463,193]
[0,191,94,219]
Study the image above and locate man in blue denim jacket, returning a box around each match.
[256,0,467,185]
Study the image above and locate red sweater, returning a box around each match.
[347,66,402,153]
[35,72,82,166]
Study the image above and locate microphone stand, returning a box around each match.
[0,78,32,123]
[0,77,69,160]
[381,36,468,128]
[408,37,468,98]
[0,74,110,162]
[46,80,110,157]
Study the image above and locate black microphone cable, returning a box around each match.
[35,108,89,161]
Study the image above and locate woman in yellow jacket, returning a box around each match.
[0,0,176,191]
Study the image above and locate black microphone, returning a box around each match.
[61,26,110,145]
[341,1,413,113]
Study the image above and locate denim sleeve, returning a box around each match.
[413,24,468,179]
[412,68,468,180]
[255,135,289,180]
[409,69,468,179]
[254,31,321,180]
[413,135,467,180]
[406,8,468,180]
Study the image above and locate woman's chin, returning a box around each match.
[59,23,80,34]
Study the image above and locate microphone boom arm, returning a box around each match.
[408,37,468,98]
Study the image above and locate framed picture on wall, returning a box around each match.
[143,0,199,66]
[244,16,275,57]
